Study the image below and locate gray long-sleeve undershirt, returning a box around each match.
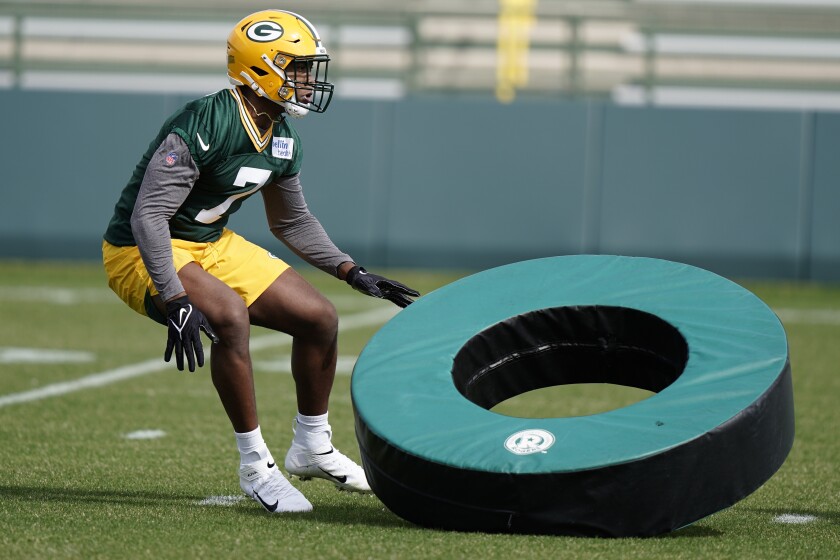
[261,174,352,276]
[131,133,352,303]
[131,134,196,302]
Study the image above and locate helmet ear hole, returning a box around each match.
[250,66,269,77]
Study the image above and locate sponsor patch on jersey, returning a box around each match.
[164,151,179,166]
[272,137,294,160]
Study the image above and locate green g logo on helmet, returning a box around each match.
[246,21,284,42]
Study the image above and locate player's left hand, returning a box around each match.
[345,266,420,308]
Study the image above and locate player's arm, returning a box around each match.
[131,133,217,370]
[131,133,194,302]
[261,174,419,307]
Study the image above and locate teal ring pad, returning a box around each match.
[351,256,794,537]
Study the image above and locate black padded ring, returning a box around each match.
[351,256,794,537]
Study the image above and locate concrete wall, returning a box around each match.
[1,90,837,281]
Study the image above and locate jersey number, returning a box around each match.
[195,167,272,224]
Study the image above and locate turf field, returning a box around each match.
[0,260,837,559]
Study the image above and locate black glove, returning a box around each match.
[164,295,219,372]
[345,266,420,308]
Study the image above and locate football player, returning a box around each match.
[102,9,419,513]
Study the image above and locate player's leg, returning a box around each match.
[248,268,338,416]
[170,262,257,432]
[163,262,312,513]
[248,268,371,493]
[105,243,254,416]
[106,238,311,513]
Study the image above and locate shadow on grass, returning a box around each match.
[658,525,723,538]
[237,497,414,530]
[1,483,734,537]
[0,484,201,507]
[239,497,727,538]
[0,483,414,531]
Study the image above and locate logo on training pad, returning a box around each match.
[272,137,294,159]
[247,21,284,42]
[164,151,179,166]
[504,429,555,455]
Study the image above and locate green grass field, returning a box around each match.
[1,260,838,559]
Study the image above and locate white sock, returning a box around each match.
[235,426,272,466]
[296,412,329,431]
[294,412,332,452]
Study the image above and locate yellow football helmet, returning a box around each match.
[227,9,334,118]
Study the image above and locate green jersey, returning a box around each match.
[105,87,303,245]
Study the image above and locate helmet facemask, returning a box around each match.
[263,53,334,119]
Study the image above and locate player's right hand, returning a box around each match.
[345,266,420,308]
[164,295,219,372]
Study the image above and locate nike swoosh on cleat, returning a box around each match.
[315,448,334,456]
[253,490,278,512]
[318,467,347,484]
[267,461,275,469]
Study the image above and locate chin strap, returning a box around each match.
[283,96,310,119]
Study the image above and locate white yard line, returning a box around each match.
[196,495,246,507]
[253,355,358,375]
[0,347,95,363]
[123,429,167,440]
[0,286,119,305]
[0,306,396,409]
[773,513,818,524]
[774,308,840,325]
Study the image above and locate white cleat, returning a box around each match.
[284,432,371,493]
[239,459,313,513]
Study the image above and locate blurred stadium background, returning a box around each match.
[1,0,839,281]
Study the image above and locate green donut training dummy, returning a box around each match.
[352,256,794,537]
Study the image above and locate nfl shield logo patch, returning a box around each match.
[165,151,179,166]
